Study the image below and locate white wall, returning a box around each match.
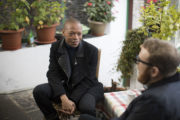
[132,0,144,29]
[85,0,127,87]
[129,64,143,89]
[0,45,50,93]
[0,0,127,93]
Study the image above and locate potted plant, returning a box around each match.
[117,0,180,87]
[139,0,180,40]
[0,0,30,50]
[31,0,66,44]
[84,0,115,36]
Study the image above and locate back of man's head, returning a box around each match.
[142,38,180,77]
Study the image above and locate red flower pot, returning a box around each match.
[0,28,24,50]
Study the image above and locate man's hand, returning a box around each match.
[60,94,76,114]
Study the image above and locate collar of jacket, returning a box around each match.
[147,72,180,90]
[57,39,84,58]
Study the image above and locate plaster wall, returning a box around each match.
[0,0,127,93]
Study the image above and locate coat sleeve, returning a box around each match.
[46,43,66,98]
[116,96,165,120]
[86,45,98,79]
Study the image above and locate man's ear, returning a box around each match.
[151,66,160,77]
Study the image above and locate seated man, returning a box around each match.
[33,18,104,120]
[79,38,180,120]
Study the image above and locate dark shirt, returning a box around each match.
[64,42,79,91]
[64,42,78,68]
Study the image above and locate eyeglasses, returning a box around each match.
[134,55,153,66]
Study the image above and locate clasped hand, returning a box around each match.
[60,95,76,114]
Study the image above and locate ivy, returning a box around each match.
[117,29,147,86]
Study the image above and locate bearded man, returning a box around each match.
[79,38,180,120]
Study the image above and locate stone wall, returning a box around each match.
[65,0,88,25]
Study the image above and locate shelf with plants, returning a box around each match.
[0,0,30,50]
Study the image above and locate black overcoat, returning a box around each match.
[47,39,103,103]
[112,72,180,120]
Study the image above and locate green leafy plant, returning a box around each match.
[84,0,115,23]
[177,67,180,73]
[31,0,66,29]
[117,29,147,86]
[139,0,180,40]
[0,0,30,30]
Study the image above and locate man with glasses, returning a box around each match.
[79,38,180,120]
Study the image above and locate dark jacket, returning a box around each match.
[113,72,180,120]
[47,39,103,103]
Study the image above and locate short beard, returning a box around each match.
[138,67,151,85]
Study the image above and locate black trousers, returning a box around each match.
[79,114,100,120]
[33,83,97,120]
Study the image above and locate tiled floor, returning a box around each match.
[0,89,43,120]
[0,89,82,120]
[7,89,43,120]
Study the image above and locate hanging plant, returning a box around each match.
[117,29,146,86]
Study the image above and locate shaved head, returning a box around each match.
[63,18,82,30]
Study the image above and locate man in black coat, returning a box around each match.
[79,38,180,120]
[33,18,104,120]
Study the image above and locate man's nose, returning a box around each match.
[73,34,78,39]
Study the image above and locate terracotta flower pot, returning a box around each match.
[88,19,107,36]
[35,23,59,44]
[0,28,24,50]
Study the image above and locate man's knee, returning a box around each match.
[33,84,50,99]
[78,94,96,116]
[78,103,95,113]
[33,85,43,97]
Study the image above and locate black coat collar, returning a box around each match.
[57,39,85,80]
[148,72,180,90]
[57,39,84,58]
